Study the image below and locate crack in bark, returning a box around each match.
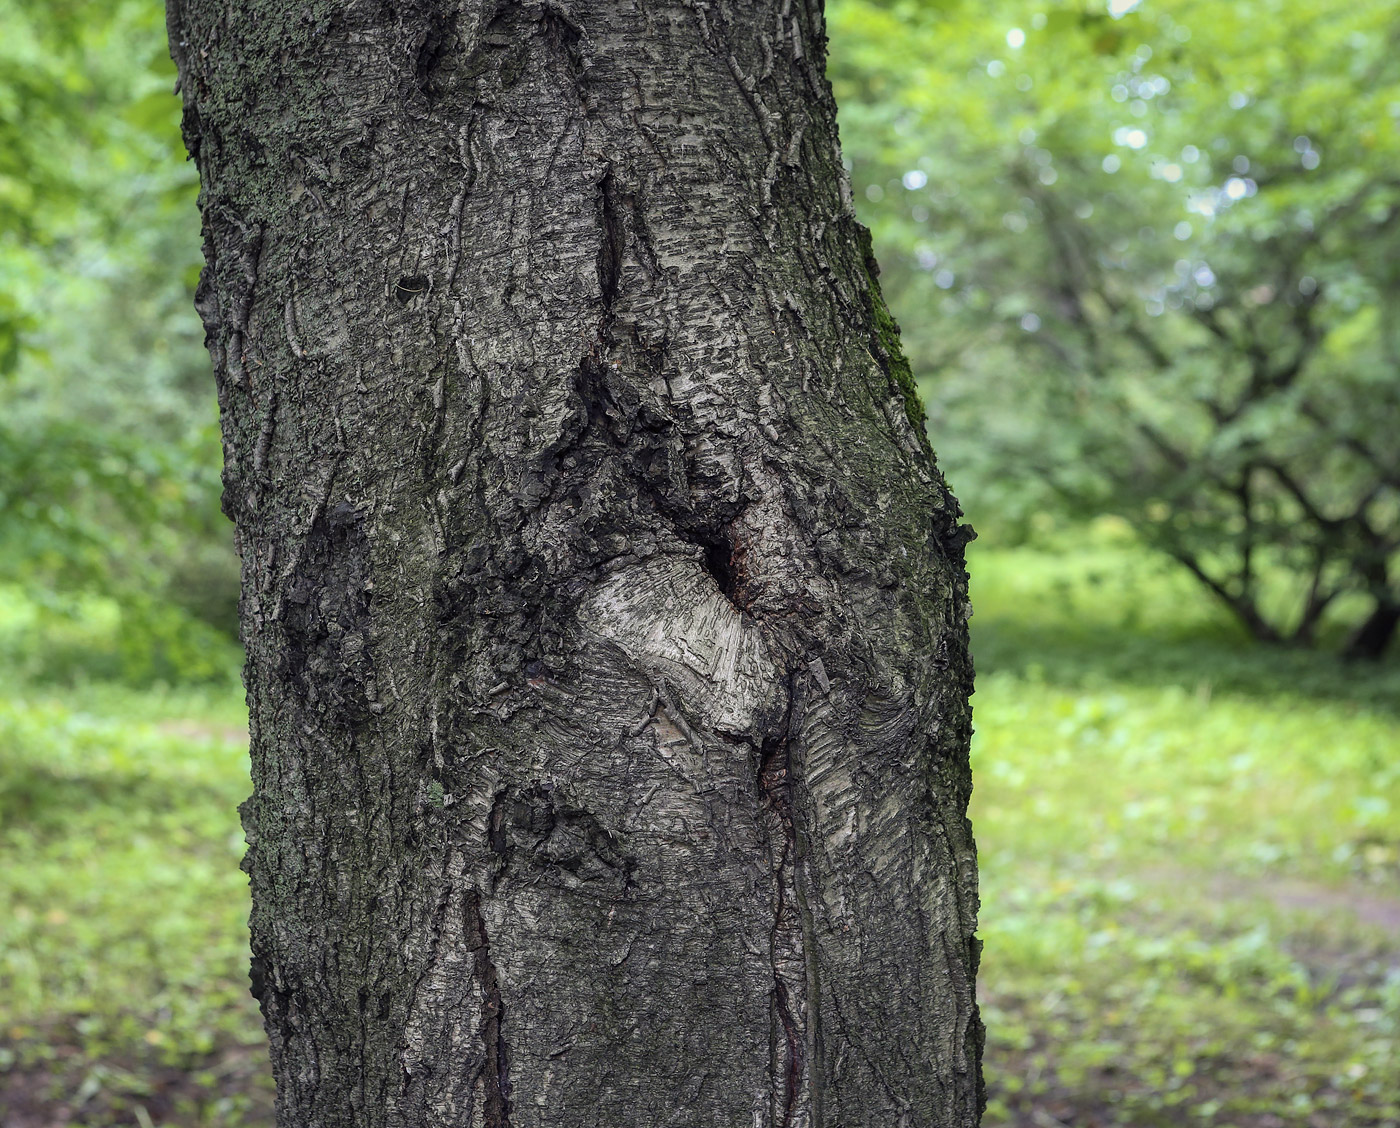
[759,728,804,1128]
[216,212,264,391]
[596,166,624,334]
[464,890,512,1128]
[411,7,459,102]
[537,3,586,80]
[677,521,748,610]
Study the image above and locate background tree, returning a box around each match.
[0,0,235,681]
[167,1,982,1126]
[832,0,1400,657]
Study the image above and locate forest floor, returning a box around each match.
[1,536,1397,1127]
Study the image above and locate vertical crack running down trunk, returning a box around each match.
[169,0,982,1125]
[595,167,624,325]
[759,730,804,1128]
[466,890,512,1128]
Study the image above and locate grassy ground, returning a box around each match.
[1,539,1397,1126]
[971,535,1400,1127]
[0,680,270,1126]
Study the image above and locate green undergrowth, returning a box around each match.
[0,537,1397,1125]
[0,682,271,1125]
[970,533,1400,1126]
[0,584,241,687]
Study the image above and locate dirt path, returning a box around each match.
[1236,875,1400,934]
[1132,863,1400,937]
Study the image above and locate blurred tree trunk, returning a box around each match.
[1339,546,1398,660]
[1342,599,1400,661]
[168,2,981,1125]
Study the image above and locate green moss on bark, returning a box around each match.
[857,225,931,456]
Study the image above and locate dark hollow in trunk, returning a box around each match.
[169,2,982,1125]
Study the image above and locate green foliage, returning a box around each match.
[0,683,271,1125]
[0,586,238,686]
[0,414,238,685]
[0,0,194,374]
[0,0,236,679]
[831,0,1400,655]
[968,537,1400,1126]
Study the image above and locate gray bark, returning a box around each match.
[167,2,982,1125]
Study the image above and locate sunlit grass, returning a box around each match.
[975,675,1399,882]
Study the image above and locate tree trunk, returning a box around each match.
[1342,598,1400,661]
[168,2,982,1125]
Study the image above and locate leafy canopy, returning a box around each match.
[832,0,1400,655]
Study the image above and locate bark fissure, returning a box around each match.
[758,663,810,1128]
[412,7,459,102]
[679,522,747,609]
[465,890,512,1128]
[595,168,623,329]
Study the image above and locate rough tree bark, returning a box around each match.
[168,2,982,1125]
